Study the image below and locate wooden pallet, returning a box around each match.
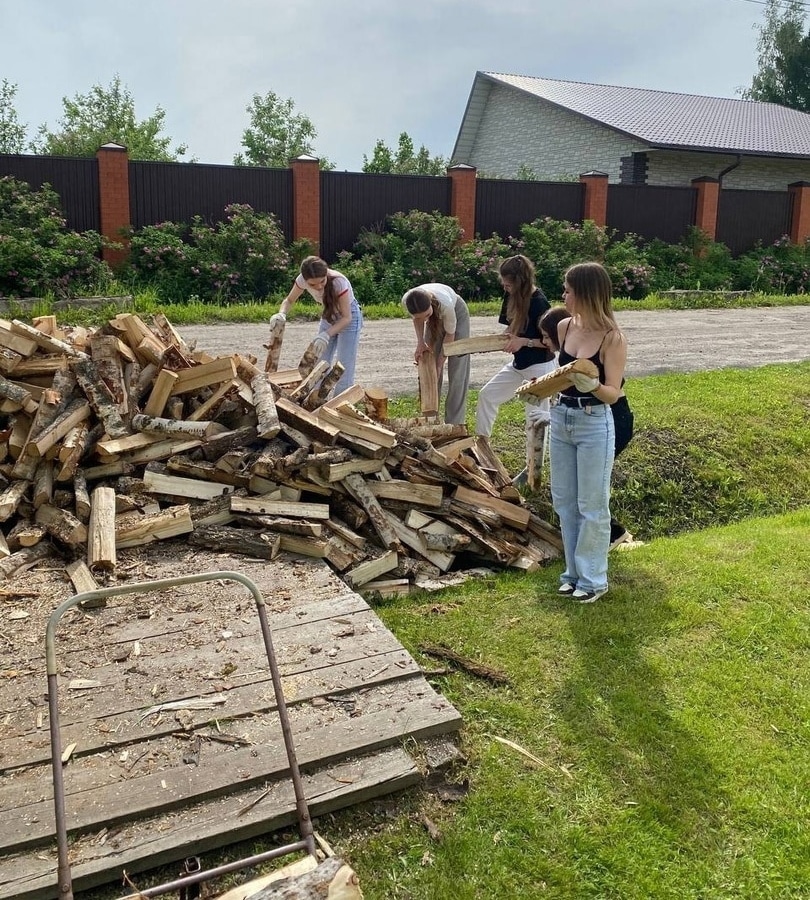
[0,549,462,900]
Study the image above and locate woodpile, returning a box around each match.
[0,312,561,598]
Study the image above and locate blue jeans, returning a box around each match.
[318,300,363,395]
[549,403,615,593]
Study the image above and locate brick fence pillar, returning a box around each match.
[96,142,131,269]
[691,176,720,241]
[788,181,810,244]
[448,164,477,243]
[579,171,608,227]
[290,155,321,251]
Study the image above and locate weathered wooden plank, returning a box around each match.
[0,747,420,900]
[0,687,459,853]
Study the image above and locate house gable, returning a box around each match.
[464,83,647,180]
[454,72,810,190]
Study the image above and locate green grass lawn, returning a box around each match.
[310,362,810,900]
[324,505,810,899]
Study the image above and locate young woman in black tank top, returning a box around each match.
[539,307,635,548]
[547,262,628,604]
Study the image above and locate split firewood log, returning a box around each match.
[443,333,509,356]
[514,358,599,401]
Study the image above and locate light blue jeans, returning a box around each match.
[549,403,615,593]
[318,300,363,395]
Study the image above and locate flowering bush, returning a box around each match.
[339,210,509,304]
[645,228,735,292]
[0,176,109,299]
[516,217,653,299]
[734,235,810,295]
[126,204,290,303]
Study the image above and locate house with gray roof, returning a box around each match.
[452,72,810,190]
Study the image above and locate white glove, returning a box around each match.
[312,333,329,359]
[518,394,545,408]
[270,312,286,326]
[570,372,600,393]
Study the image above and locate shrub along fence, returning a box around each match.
[2,148,810,269]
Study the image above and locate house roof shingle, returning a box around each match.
[458,72,810,159]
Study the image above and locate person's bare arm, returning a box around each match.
[325,291,352,337]
[279,281,304,316]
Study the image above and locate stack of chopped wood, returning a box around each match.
[0,312,561,598]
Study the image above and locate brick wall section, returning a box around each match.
[448,164,477,242]
[580,172,608,226]
[789,181,810,244]
[692,176,720,240]
[290,156,321,250]
[96,144,131,269]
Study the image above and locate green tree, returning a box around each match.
[0,79,27,154]
[31,74,188,160]
[743,0,810,111]
[234,91,333,169]
[362,132,446,175]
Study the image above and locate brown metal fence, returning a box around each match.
[716,189,792,254]
[319,171,451,262]
[607,184,696,244]
[128,161,294,240]
[475,178,584,240]
[0,153,99,233]
[0,153,801,259]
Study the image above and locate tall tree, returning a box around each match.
[362,132,446,175]
[0,79,27,154]
[31,74,187,160]
[743,0,810,112]
[234,91,333,169]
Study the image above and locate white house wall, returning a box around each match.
[647,150,810,190]
[467,84,645,180]
[466,83,810,189]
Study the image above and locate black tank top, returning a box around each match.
[558,322,608,399]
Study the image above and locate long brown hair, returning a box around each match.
[404,288,443,348]
[538,306,570,352]
[564,262,617,333]
[300,256,341,323]
[499,255,535,337]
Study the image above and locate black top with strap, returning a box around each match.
[558,321,607,404]
[498,288,554,369]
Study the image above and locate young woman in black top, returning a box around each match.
[539,305,635,550]
[475,255,557,478]
[547,262,628,603]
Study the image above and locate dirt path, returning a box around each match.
[179,306,810,396]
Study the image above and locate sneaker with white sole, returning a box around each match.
[557,582,576,595]
[571,587,608,604]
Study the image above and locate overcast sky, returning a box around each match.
[2,0,768,171]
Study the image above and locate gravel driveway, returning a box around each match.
[179,306,810,397]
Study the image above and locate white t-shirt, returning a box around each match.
[401,283,461,335]
[295,269,356,305]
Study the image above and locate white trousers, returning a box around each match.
[475,359,558,437]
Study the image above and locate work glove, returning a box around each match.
[270,312,286,327]
[569,372,600,393]
[312,333,330,359]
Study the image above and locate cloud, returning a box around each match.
[2,0,763,169]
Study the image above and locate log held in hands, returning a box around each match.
[514,358,599,401]
[264,316,286,373]
[444,334,509,357]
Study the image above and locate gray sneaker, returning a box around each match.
[571,587,608,604]
[558,582,576,596]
